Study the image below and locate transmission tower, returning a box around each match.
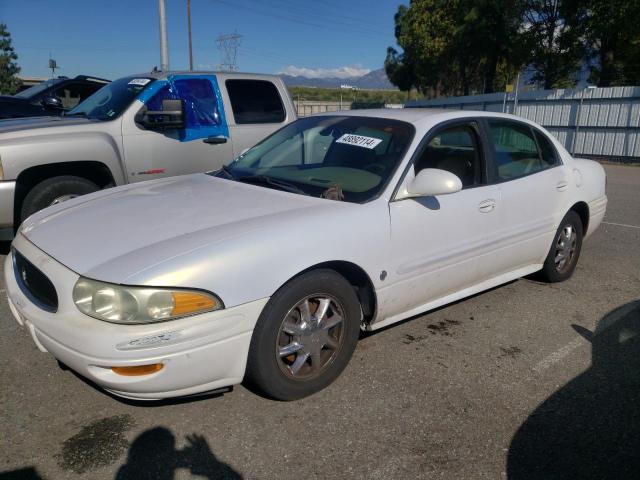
[216,32,242,71]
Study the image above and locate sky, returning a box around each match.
[1,0,403,80]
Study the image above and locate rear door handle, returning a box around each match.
[203,135,228,145]
[556,180,568,191]
[478,199,496,213]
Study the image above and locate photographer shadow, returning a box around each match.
[507,300,640,479]
[116,427,241,480]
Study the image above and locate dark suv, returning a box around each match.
[0,75,110,119]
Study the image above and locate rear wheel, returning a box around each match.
[539,210,583,283]
[21,175,99,221]
[245,269,361,400]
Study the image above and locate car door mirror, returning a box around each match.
[398,168,463,199]
[139,99,185,130]
[41,95,64,110]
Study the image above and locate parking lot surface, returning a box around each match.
[1,164,639,480]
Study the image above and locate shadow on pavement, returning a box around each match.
[116,427,242,480]
[0,468,44,480]
[0,241,10,256]
[507,299,640,479]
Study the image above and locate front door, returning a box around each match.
[380,121,501,319]
[121,75,233,183]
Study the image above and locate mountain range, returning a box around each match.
[281,68,396,90]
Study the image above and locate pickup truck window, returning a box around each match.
[66,76,154,121]
[146,78,221,127]
[225,79,285,124]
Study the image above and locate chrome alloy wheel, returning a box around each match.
[554,224,577,273]
[49,194,79,206]
[275,295,345,380]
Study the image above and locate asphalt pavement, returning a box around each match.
[1,164,639,480]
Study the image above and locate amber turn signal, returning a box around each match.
[111,363,164,376]
[171,292,218,316]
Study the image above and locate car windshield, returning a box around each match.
[65,76,155,121]
[215,115,415,203]
[14,78,64,99]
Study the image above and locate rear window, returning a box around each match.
[225,79,285,124]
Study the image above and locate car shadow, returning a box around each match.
[507,299,640,479]
[0,241,10,255]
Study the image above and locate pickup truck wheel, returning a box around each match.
[21,176,99,221]
[244,269,361,400]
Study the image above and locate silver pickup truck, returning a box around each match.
[0,71,296,239]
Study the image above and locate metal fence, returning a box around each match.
[407,86,640,160]
[294,101,405,117]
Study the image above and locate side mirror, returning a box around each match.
[397,168,463,199]
[139,99,185,130]
[41,95,64,110]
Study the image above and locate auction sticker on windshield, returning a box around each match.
[128,78,151,86]
[336,133,382,149]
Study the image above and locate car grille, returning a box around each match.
[13,249,58,312]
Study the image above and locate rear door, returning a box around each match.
[481,118,569,277]
[221,78,290,156]
[382,120,502,318]
[121,74,233,182]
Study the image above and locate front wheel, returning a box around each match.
[21,175,99,221]
[244,269,361,400]
[538,210,583,283]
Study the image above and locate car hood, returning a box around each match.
[0,115,91,134]
[21,174,347,282]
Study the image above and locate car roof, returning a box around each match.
[311,108,539,128]
[129,71,283,81]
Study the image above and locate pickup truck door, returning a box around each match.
[218,77,292,157]
[121,75,233,183]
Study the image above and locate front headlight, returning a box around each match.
[73,277,222,324]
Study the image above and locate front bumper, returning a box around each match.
[4,233,268,400]
[0,181,16,240]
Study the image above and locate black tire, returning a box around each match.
[538,210,583,283]
[244,269,361,400]
[21,175,99,221]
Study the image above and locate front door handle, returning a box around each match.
[203,135,228,145]
[478,199,496,213]
[556,180,568,191]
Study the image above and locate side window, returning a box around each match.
[533,129,559,168]
[145,78,221,128]
[488,121,547,180]
[225,80,285,124]
[414,125,482,188]
[51,83,91,109]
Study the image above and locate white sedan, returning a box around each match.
[4,109,607,401]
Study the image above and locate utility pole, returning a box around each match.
[187,0,193,71]
[158,0,170,71]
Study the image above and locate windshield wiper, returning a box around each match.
[236,175,309,196]
[216,164,236,179]
[64,111,87,117]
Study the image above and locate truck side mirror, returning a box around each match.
[139,99,185,130]
[41,95,64,110]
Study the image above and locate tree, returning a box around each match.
[521,0,587,89]
[0,23,21,95]
[584,0,640,87]
[385,0,526,97]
